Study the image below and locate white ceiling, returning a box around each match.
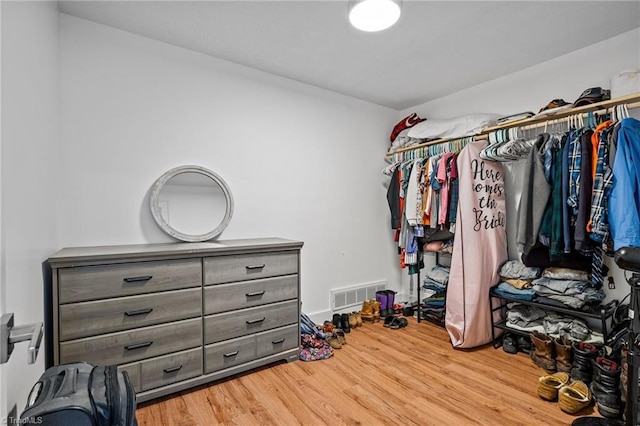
[58,1,640,111]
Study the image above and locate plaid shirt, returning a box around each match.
[589,123,614,243]
[567,129,582,216]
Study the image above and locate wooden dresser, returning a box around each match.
[44,238,303,402]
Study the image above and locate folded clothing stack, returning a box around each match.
[421,264,450,324]
[505,303,603,344]
[493,260,541,300]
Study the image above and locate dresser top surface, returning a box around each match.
[48,237,303,267]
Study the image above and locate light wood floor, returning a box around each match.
[135,318,599,425]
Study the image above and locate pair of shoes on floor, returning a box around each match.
[383,315,407,329]
[332,313,352,333]
[502,333,531,355]
[537,372,592,414]
[325,329,347,349]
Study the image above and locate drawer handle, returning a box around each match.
[124,308,153,316]
[245,264,265,271]
[125,341,153,350]
[163,365,183,374]
[245,317,266,325]
[272,338,285,344]
[223,351,239,358]
[123,276,152,283]
[245,291,265,297]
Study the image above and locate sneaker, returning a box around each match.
[503,334,518,354]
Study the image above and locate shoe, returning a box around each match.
[334,329,347,345]
[325,333,342,349]
[321,321,334,333]
[590,357,622,419]
[348,312,358,329]
[360,300,374,323]
[383,290,396,317]
[341,313,351,333]
[332,313,342,329]
[571,342,599,384]
[502,334,517,354]
[353,311,363,327]
[383,315,395,327]
[376,291,388,318]
[389,317,403,329]
[371,300,381,322]
[392,303,403,315]
[554,336,573,373]
[538,372,570,401]
[530,331,556,372]
[558,381,591,414]
[516,335,531,354]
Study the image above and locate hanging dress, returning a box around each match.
[445,139,508,348]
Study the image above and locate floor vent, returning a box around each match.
[330,281,387,312]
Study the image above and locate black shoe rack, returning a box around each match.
[489,285,619,349]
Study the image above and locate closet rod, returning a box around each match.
[388,92,640,156]
[505,100,640,133]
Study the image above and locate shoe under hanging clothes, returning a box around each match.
[446,138,508,348]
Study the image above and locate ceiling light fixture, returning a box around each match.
[348,0,401,32]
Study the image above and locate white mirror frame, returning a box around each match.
[149,165,234,242]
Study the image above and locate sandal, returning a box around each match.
[389,317,403,329]
[334,329,347,345]
[383,316,395,327]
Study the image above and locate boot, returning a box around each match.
[353,311,363,327]
[360,300,374,323]
[341,313,351,333]
[348,312,358,329]
[571,342,599,384]
[332,313,342,329]
[530,331,556,372]
[376,291,388,318]
[590,356,622,419]
[371,299,381,322]
[385,290,396,317]
[554,336,573,373]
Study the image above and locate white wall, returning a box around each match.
[1,0,60,418]
[59,14,401,323]
[401,28,640,304]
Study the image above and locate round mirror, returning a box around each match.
[150,165,234,242]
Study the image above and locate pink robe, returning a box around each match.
[445,140,508,348]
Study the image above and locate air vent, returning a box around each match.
[330,281,387,311]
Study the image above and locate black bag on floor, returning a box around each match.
[20,361,137,426]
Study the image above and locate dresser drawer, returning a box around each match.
[204,300,298,344]
[59,288,202,340]
[204,335,255,374]
[204,275,297,314]
[140,348,203,392]
[118,362,141,393]
[204,251,298,285]
[59,318,202,366]
[256,324,299,359]
[58,259,202,303]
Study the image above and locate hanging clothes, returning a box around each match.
[574,129,594,253]
[386,166,402,230]
[609,117,640,250]
[446,139,508,348]
[516,134,552,256]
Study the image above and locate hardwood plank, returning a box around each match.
[135,318,600,425]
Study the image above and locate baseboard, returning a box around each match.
[305,309,333,325]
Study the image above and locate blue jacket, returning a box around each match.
[609,118,640,250]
